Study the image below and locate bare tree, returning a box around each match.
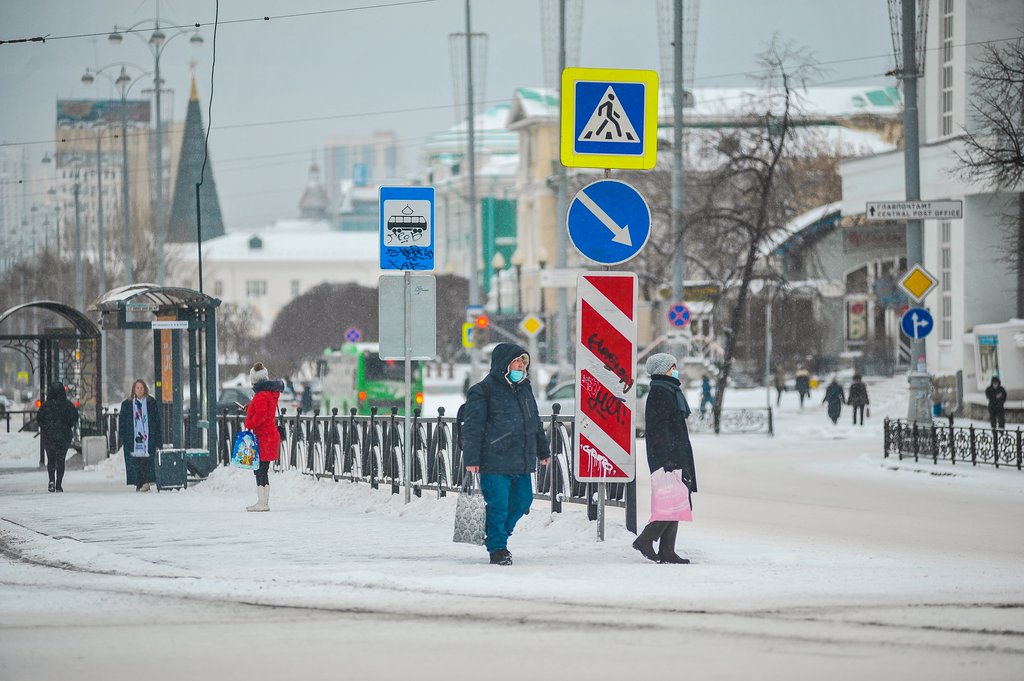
[682,40,823,432]
[954,35,1024,316]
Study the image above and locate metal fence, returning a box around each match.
[216,404,637,529]
[884,417,1023,470]
[689,407,774,436]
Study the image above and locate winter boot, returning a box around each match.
[247,486,270,512]
[140,482,151,492]
[632,521,666,562]
[48,481,55,493]
[657,522,690,564]
[489,549,512,566]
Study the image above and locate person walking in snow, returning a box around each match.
[632,353,697,565]
[461,342,550,566]
[847,374,870,426]
[118,379,163,492]
[773,366,787,406]
[986,376,1007,430]
[699,374,714,417]
[823,376,845,425]
[245,362,284,512]
[795,366,811,408]
[36,382,79,493]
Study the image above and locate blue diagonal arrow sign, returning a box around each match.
[566,179,651,265]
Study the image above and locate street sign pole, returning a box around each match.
[899,0,931,423]
[403,270,413,504]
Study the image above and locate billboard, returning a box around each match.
[57,99,150,125]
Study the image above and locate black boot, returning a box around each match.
[632,522,667,562]
[48,481,55,493]
[489,549,512,566]
[658,522,690,564]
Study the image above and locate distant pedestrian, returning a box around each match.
[633,353,697,564]
[300,383,314,413]
[245,362,284,512]
[823,376,845,425]
[118,379,163,492]
[848,374,869,426]
[795,366,811,408]
[986,376,1007,430]
[36,382,79,493]
[462,343,550,566]
[699,374,714,417]
[773,367,786,406]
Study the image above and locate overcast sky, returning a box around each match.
[1,0,895,233]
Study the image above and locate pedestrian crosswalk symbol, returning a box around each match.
[577,87,639,143]
[561,67,658,170]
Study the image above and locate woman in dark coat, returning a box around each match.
[632,353,697,564]
[118,379,163,492]
[847,374,869,425]
[36,382,79,492]
[823,377,845,424]
[462,343,550,565]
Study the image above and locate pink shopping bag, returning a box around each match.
[649,468,693,522]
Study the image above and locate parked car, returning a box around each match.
[536,379,650,436]
[217,387,253,414]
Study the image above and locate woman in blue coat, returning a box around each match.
[632,353,697,564]
[462,343,550,566]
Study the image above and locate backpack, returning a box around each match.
[456,379,492,450]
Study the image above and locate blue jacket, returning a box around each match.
[462,342,550,474]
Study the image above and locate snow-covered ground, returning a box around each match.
[1,375,1022,680]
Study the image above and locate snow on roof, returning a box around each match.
[669,86,903,123]
[760,202,843,258]
[198,229,378,263]
[505,85,902,128]
[477,153,519,177]
[423,103,518,153]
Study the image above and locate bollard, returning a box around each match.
[369,407,379,489]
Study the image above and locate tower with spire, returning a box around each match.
[167,75,225,242]
[298,153,329,220]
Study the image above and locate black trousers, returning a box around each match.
[990,410,1006,430]
[134,456,149,489]
[254,460,271,486]
[44,440,69,486]
[852,405,865,425]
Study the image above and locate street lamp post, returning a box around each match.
[83,63,152,388]
[492,252,506,314]
[108,18,203,286]
[511,249,525,315]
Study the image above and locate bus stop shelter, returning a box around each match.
[0,301,104,438]
[91,284,220,461]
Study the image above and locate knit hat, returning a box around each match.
[249,362,269,385]
[645,353,677,377]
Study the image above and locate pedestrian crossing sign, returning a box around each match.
[561,67,659,170]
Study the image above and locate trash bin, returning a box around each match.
[81,436,107,467]
[932,402,943,417]
[185,448,215,478]
[155,448,187,491]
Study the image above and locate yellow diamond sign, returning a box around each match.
[898,264,939,301]
[519,314,545,338]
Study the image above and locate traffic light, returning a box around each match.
[475,314,489,329]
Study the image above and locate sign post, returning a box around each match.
[575,272,638,541]
[865,200,963,221]
[379,186,436,504]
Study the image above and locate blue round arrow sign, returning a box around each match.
[567,179,651,265]
[900,307,933,340]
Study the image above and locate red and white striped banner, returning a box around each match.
[574,272,637,483]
